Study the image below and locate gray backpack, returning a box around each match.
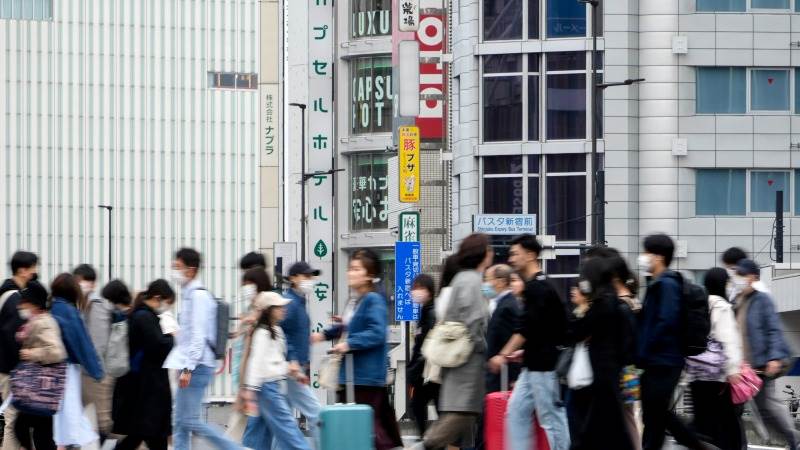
[105,320,129,377]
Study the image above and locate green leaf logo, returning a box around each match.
[314,240,328,258]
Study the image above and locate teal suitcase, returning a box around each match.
[319,354,375,450]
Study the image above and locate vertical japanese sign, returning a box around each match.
[399,212,420,242]
[307,0,334,401]
[416,9,445,139]
[395,241,421,321]
[398,126,420,202]
[399,0,419,32]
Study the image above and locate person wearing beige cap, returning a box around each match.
[240,292,311,450]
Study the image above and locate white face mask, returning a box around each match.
[411,289,429,304]
[299,280,316,294]
[637,254,653,273]
[241,284,257,304]
[171,269,188,286]
[733,275,750,291]
[155,303,171,314]
[79,281,94,296]
[18,308,32,320]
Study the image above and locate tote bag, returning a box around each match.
[567,342,593,389]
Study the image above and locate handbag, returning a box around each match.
[318,353,342,390]
[730,363,763,405]
[10,361,67,416]
[555,347,575,379]
[685,338,727,381]
[567,342,593,389]
[421,321,474,368]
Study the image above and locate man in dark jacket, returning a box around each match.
[636,234,707,450]
[734,259,798,449]
[0,251,39,450]
[484,264,522,393]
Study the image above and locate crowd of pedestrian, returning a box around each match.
[0,231,797,450]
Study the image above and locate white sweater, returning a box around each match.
[709,295,744,379]
[244,326,289,387]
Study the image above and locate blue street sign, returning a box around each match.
[395,241,421,321]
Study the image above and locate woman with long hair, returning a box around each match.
[241,292,310,450]
[407,273,440,436]
[112,279,176,450]
[49,273,104,448]
[311,249,403,450]
[414,233,493,450]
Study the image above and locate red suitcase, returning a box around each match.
[484,365,551,450]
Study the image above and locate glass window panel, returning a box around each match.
[751,69,790,111]
[595,73,603,138]
[547,52,586,71]
[484,54,522,74]
[528,76,540,141]
[528,54,540,73]
[696,170,746,215]
[547,0,586,38]
[484,178,525,214]
[549,255,580,274]
[696,67,746,114]
[546,175,586,240]
[484,76,523,141]
[350,154,390,230]
[696,0,746,10]
[528,0,539,39]
[484,156,523,174]
[796,170,800,213]
[547,154,586,173]
[352,57,393,134]
[351,0,391,38]
[797,0,800,11]
[484,0,522,41]
[546,74,586,140]
[220,73,236,88]
[528,155,541,174]
[796,70,800,113]
[751,171,790,213]
[528,177,540,219]
[752,0,789,8]
[595,0,603,36]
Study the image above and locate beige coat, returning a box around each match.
[20,313,67,365]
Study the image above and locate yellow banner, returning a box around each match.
[398,126,420,203]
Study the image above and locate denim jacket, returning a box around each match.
[739,290,790,369]
[51,298,104,380]
[280,288,311,367]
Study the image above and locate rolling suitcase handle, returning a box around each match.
[501,361,509,393]
[345,353,355,404]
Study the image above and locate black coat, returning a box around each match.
[112,304,174,438]
[0,279,25,374]
[407,302,436,386]
[485,292,522,392]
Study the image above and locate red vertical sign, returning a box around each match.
[415,13,445,140]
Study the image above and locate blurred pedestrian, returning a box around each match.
[483,264,522,393]
[407,273,439,436]
[13,282,66,450]
[415,234,492,450]
[49,273,104,448]
[488,234,570,450]
[721,248,768,302]
[112,280,176,450]
[241,292,311,450]
[685,268,743,450]
[733,259,798,449]
[0,251,39,450]
[311,249,403,450]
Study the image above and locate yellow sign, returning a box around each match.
[398,126,420,203]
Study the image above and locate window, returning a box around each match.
[696,67,746,114]
[696,170,746,215]
[696,169,797,215]
[547,52,586,140]
[697,0,791,9]
[547,255,580,301]
[351,0,391,39]
[547,0,586,38]
[350,153,389,230]
[482,52,600,143]
[484,0,523,41]
[751,69,790,112]
[351,56,393,134]
[208,72,258,90]
[0,0,52,20]
[481,154,588,241]
[751,171,790,213]
[795,70,800,112]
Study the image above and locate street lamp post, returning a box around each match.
[289,103,307,260]
[98,205,113,279]
[579,0,643,246]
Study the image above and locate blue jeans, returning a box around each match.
[242,380,311,450]
[506,369,570,450]
[174,365,241,450]
[241,378,320,450]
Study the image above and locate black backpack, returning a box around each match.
[678,274,711,357]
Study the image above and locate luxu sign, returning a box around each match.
[352,4,391,38]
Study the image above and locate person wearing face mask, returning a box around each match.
[635,234,710,450]
[721,247,770,303]
[13,282,66,450]
[231,268,272,388]
[73,263,116,442]
[733,259,798,449]
[483,264,522,394]
[111,279,176,450]
[406,273,439,437]
[0,251,40,450]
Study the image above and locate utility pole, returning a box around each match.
[98,205,113,279]
[289,103,307,260]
